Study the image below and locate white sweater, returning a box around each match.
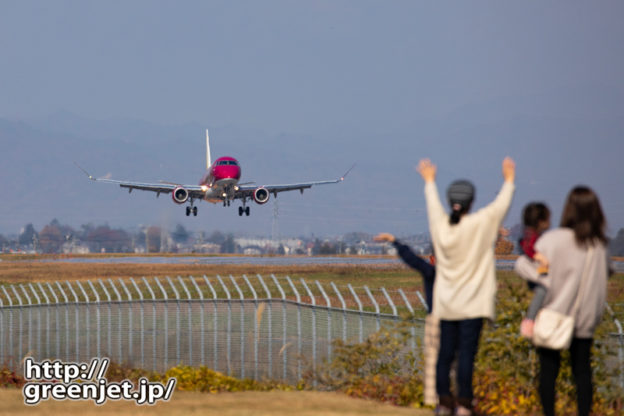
[425,181,515,320]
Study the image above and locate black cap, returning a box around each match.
[447,180,475,210]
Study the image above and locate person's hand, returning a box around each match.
[502,157,515,183]
[534,252,549,275]
[520,318,535,338]
[417,159,436,183]
[373,233,396,243]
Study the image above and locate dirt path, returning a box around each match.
[0,388,433,416]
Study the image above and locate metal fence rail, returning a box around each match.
[0,275,427,384]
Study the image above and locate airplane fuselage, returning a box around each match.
[199,156,241,202]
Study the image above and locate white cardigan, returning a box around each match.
[425,181,515,320]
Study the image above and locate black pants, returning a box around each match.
[436,318,484,407]
[537,338,593,416]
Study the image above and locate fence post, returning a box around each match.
[189,276,205,365]
[19,286,32,361]
[177,276,193,367]
[28,284,42,360]
[416,290,428,311]
[381,287,398,317]
[53,282,70,361]
[1,287,13,366]
[118,280,133,365]
[285,276,302,381]
[0,293,3,363]
[348,284,364,343]
[129,278,144,368]
[65,282,80,363]
[76,282,90,359]
[154,277,169,371]
[203,276,218,372]
[257,274,273,379]
[270,275,288,381]
[330,282,347,342]
[98,280,112,358]
[141,277,157,372]
[300,279,316,386]
[45,283,60,360]
[605,303,624,389]
[11,286,24,364]
[228,275,245,379]
[315,281,332,360]
[364,286,380,332]
[216,275,232,375]
[398,289,416,350]
[165,277,181,366]
[108,279,123,364]
[242,275,259,380]
[86,281,101,358]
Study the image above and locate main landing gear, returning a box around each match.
[185,205,198,217]
[238,206,250,216]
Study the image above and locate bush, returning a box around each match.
[309,275,624,415]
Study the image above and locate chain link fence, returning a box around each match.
[0,275,427,384]
[0,274,622,388]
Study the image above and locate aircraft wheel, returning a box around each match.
[186,206,191,216]
[193,206,198,216]
[245,207,250,216]
[238,207,243,216]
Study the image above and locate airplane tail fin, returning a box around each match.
[206,128,212,170]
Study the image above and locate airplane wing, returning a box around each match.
[75,164,205,199]
[234,165,354,199]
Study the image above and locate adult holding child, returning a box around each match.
[515,186,609,416]
[418,157,516,416]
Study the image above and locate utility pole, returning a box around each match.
[271,199,280,249]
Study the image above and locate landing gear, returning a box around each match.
[238,206,251,216]
[186,200,198,216]
[245,206,250,216]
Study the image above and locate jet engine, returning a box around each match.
[172,186,189,204]
[253,187,270,204]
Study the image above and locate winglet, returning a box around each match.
[340,163,356,181]
[206,128,212,170]
[74,162,96,181]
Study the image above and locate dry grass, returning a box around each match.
[0,388,432,416]
[0,260,418,288]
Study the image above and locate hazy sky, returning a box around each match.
[2,1,623,133]
[2,1,624,237]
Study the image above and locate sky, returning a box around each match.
[1,1,623,238]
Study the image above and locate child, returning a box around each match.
[516,202,551,338]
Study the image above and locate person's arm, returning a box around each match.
[374,232,435,313]
[417,159,446,225]
[478,157,516,223]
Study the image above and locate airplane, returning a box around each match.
[78,129,353,217]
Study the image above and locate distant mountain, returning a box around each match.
[2,86,623,237]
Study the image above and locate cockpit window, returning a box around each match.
[216,160,238,166]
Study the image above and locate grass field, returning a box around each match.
[0,388,433,415]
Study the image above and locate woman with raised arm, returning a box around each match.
[515,186,609,416]
[418,157,515,416]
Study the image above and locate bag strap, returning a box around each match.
[571,246,594,317]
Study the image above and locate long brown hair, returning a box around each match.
[560,186,607,245]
